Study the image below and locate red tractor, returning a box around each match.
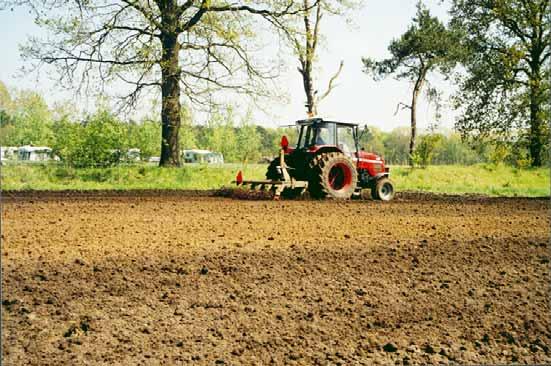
[236,118,395,201]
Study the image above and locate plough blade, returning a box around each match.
[232,170,308,200]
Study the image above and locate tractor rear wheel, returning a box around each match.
[309,152,357,199]
[372,177,395,201]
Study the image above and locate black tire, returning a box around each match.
[308,152,358,199]
[266,157,282,180]
[372,177,395,201]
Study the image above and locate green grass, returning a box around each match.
[391,164,550,197]
[0,163,266,191]
[1,163,549,197]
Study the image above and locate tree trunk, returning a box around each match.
[409,69,426,167]
[528,70,545,167]
[159,32,182,167]
[300,0,317,118]
[528,51,547,167]
[302,61,316,117]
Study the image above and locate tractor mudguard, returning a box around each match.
[374,172,390,180]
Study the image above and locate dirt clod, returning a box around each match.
[383,343,398,352]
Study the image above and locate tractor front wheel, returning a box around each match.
[309,152,357,199]
[372,177,395,201]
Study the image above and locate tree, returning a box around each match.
[289,0,355,117]
[0,81,15,137]
[382,127,411,165]
[411,131,443,167]
[432,132,482,165]
[203,106,238,162]
[450,0,550,167]
[178,106,196,151]
[54,110,129,167]
[358,126,385,156]
[362,2,462,166]
[0,88,54,146]
[128,120,161,160]
[14,0,308,167]
[235,110,262,163]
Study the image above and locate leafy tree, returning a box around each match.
[432,132,482,165]
[382,127,411,165]
[179,105,197,150]
[0,81,13,122]
[0,89,53,146]
[255,125,279,158]
[14,0,308,166]
[236,112,262,163]
[51,118,84,163]
[450,0,550,166]
[411,132,443,167]
[362,2,462,166]
[0,82,15,142]
[358,126,385,156]
[55,111,128,167]
[128,120,161,160]
[203,107,238,162]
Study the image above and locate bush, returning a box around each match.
[412,134,443,167]
[53,110,129,168]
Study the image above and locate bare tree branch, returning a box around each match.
[318,60,344,102]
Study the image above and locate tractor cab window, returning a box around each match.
[297,123,336,148]
[313,123,336,146]
[313,124,335,145]
[337,125,356,156]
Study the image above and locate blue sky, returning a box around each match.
[0,0,457,131]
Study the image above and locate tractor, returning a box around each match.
[235,118,395,201]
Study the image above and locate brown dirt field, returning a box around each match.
[1,193,550,365]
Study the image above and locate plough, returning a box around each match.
[233,146,308,200]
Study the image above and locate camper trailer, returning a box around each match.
[0,147,19,164]
[18,146,54,162]
[182,149,224,164]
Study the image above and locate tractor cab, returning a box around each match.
[295,119,358,157]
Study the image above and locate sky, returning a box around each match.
[0,0,457,131]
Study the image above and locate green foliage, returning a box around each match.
[236,112,262,163]
[432,133,482,165]
[363,2,463,82]
[54,110,129,168]
[411,133,443,167]
[0,89,53,146]
[381,127,411,165]
[128,120,160,160]
[201,107,239,162]
[488,142,511,166]
[450,0,551,166]
[359,126,385,156]
[0,82,540,169]
[179,106,197,150]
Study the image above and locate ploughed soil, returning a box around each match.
[1,192,550,365]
